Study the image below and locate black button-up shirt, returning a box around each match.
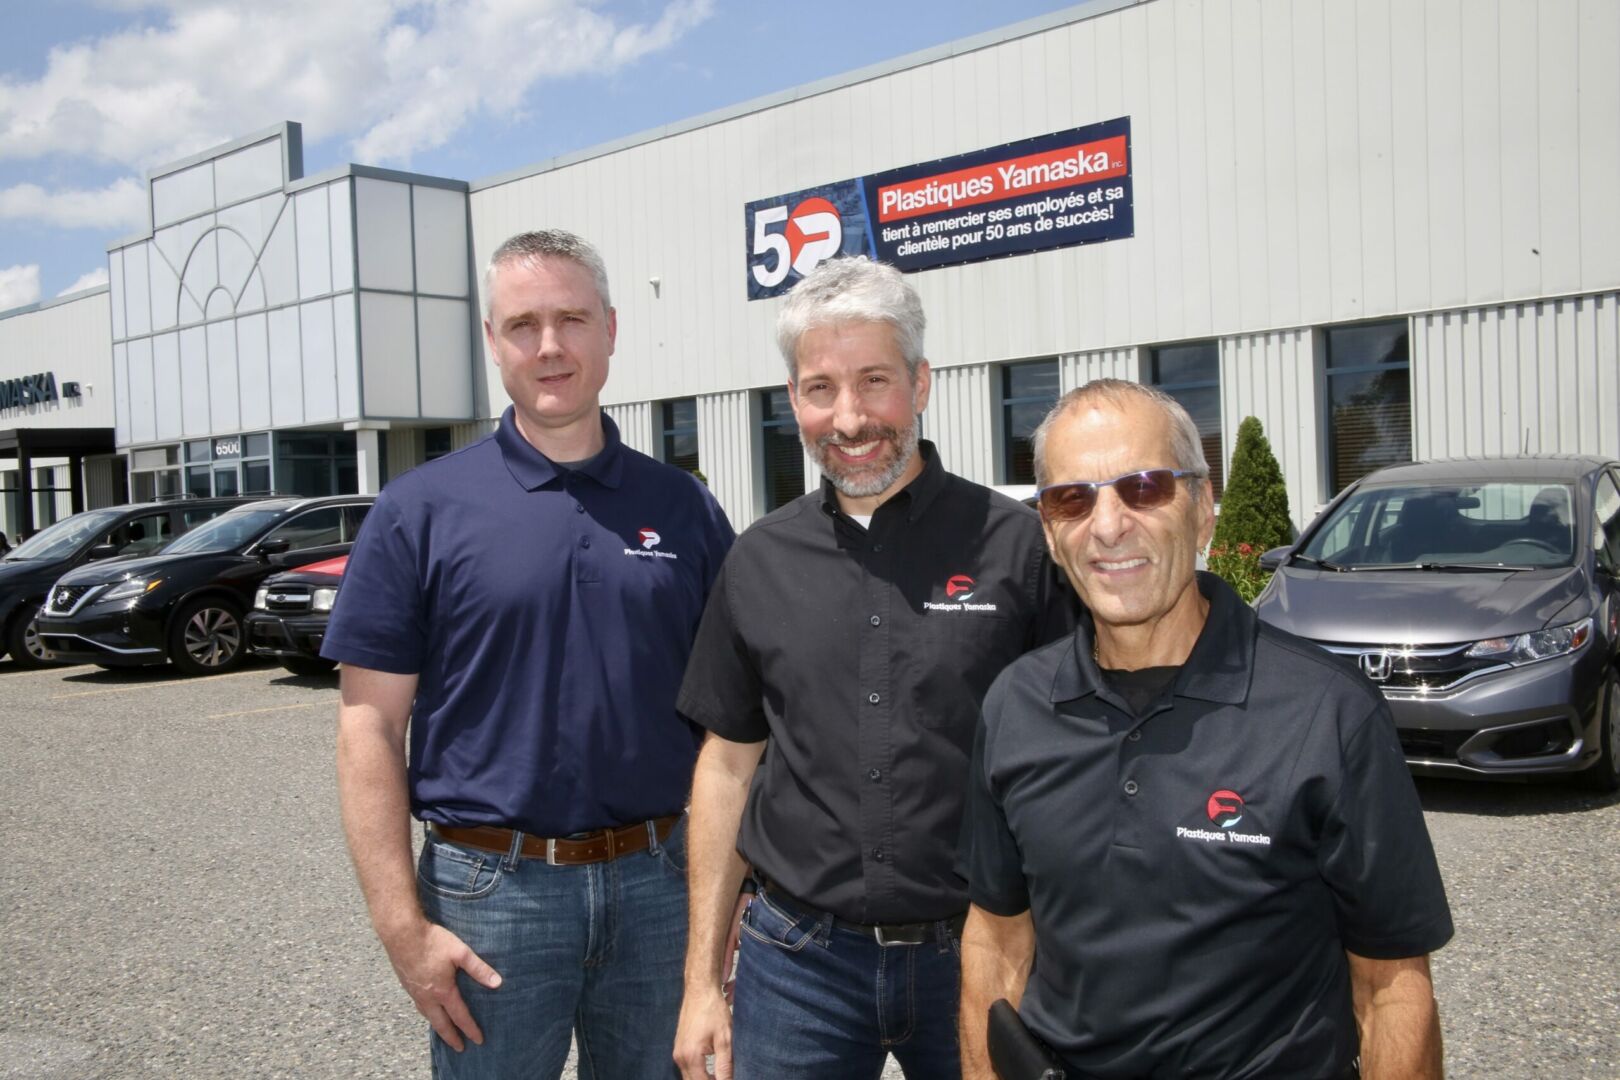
[678,443,1075,923]
[960,573,1453,1077]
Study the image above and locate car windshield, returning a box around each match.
[160,508,285,555]
[1299,481,1578,570]
[2,508,128,561]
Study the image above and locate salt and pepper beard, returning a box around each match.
[804,410,922,499]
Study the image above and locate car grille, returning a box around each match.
[46,584,100,616]
[262,586,313,613]
[1318,641,1507,694]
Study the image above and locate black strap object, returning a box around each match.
[987,999,1066,1080]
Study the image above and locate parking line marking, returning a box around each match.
[49,667,282,699]
[206,702,329,720]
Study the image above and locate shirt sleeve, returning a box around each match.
[958,681,1032,916]
[675,551,769,743]
[320,487,427,674]
[1318,700,1455,959]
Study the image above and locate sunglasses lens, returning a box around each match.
[1040,484,1097,522]
[1115,470,1178,511]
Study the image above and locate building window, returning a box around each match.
[1149,341,1224,498]
[1001,359,1060,485]
[277,432,358,497]
[424,428,453,461]
[661,398,700,476]
[760,388,804,513]
[1325,321,1411,494]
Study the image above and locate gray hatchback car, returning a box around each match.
[1253,456,1620,790]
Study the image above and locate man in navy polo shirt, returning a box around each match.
[327,230,733,1080]
[959,380,1451,1079]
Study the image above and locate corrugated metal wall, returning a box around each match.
[0,292,115,431]
[84,456,120,508]
[924,365,995,486]
[1061,347,1138,390]
[1413,292,1620,460]
[1221,328,1323,528]
[696,390,757,526]
[605,401,656,456]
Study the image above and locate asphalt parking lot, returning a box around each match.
[2,659,1617,1079]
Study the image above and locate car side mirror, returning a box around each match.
[257,538,291,559]
[1258,546,1291,572]
[87,543,119,561]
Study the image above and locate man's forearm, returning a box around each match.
[682,738,760,992]
[959,905,1036,1080]
[336,705,422,943]
[1349,952,1443,1080]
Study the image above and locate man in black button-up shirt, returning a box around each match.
[958,380,1451,1080]
[673,257,1073,1079]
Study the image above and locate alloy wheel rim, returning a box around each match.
[184,608,240,667]
[22,615,49,661]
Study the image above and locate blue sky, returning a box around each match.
[0,0,1086,310]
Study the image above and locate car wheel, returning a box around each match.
[280,656,337,677]
[1578,668,1620,792]
[5,603,60,669]
[168,597,247,677]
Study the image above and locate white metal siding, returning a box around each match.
[1413,292,1620,460]
[1220,328,1322,530]
[1060,347,1138,389]
[605,401,656,456]
[0,292,115,431]
[696,390,756,527]
[84,456,120,508]
[925,365,995,486]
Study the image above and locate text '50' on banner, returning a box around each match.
[744,116,1133,301]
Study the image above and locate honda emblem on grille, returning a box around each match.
[1359,651,1394,682]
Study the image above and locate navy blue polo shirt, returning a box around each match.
[960,573,1453,1078]
[322,408,734,836]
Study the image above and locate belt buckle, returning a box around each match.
[873,924,925,947]
[545,838,558,866]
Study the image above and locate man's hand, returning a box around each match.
[674,985,734,1079]
[380,917,503,1052]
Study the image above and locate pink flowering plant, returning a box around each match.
[1206,541,1271,603]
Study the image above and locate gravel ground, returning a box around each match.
[1,658,1616,1079]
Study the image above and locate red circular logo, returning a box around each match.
[1206,790,1244,828]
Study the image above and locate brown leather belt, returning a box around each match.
[431,815,680,866]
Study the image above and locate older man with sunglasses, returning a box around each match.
[958,379,1453,1080]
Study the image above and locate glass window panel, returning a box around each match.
[665,432,700,474]
[1328,368,1412,494]
[286,458,333,498]
[763,388,795,422]
[108,512,174,556]
[213,468,240,497]
[763,427,804,512]
[267,507,343,552]
[425,429,453,459]
[186,465,212,498]
[243,461,272,495]
[243,433,271,458]
[1326,322,1409,371]
[1001,360,1059,484]
[663,398,697,432]
[186,440,212,463]
[156,469,181,498]
[1151,342,1218,385]
[1003,360,1060,401]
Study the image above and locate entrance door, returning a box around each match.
[213,465,240,497]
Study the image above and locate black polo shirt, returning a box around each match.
[960,573,1453,1079]
[677,442,1075,924]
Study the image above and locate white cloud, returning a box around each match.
[58,267,110,296]
[0,264,42,310]
[0,0,717,170]
[0,177,146,229]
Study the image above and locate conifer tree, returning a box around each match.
[1211,416,1294,552]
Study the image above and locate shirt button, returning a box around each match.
[1123,779,1139,796]
[580,537,591,549]
[873,543,883,552]
[871,848,885,861]
[1127,730,1142,742]
[868,768,882,781]
[867,692,880,705]
[870,615,881,626]
[574,503,584,513]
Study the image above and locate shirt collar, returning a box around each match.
[817,439,949,523]
[1051,571,1257,706]
[496,405,625,492]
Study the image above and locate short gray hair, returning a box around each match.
[1032,379,1210,498]
[775,257,925,383]
[483,229,611,319]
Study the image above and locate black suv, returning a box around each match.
[246,554,348,676]
[0,497,260,668]
[36,495,373,676]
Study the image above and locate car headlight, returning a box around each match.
[311,587,338,613]
[254,586,270,610]
[102,577,162,602]
[1466,617,1592,665]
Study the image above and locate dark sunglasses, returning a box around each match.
[1036,469,1203,523]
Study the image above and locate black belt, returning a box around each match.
[760,885,966,947]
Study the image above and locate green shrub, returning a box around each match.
[1208,416,1294,601]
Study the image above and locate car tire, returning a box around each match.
[280,656,337,677]
[5,602,60,669]
[1577,668,1620,793]
[168,596,247,677]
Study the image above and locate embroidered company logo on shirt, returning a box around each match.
[1175,789,1272,847]
[624,527,678,560]
[923,573,999,613]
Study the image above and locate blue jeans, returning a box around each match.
[731,888,962,1079]
[417,815,687,1080]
